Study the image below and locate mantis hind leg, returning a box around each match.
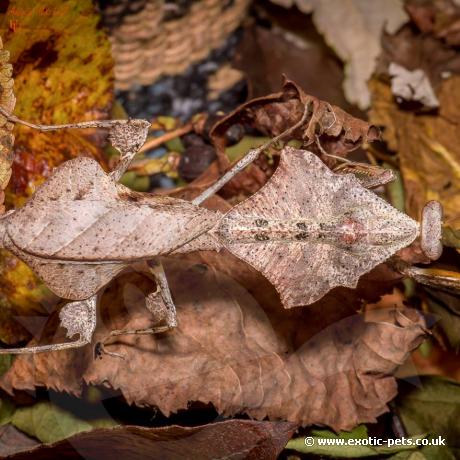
[0,296,97,354]
[96,259,177,359]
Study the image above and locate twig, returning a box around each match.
[139,123,193,153]
[192,102,312,206]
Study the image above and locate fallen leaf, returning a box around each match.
[0,37,15,212]
[208,79,379,196]
[369,76,460,223]
[270,0,409,109]
[233,23,357,114]
[396,376,460,458]
[4,420,296,460]
[1,258,426,431]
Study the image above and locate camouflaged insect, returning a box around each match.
[0,140,441,354]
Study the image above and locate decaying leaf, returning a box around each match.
[370,15,460,221]
[0,259,427,431]
[212,78,379,160]
[270,0,409,109]
[0,0,114,344]
[207,78,379,196]
[3,420,296,460]
[369,75,460,224]
[0,37,15,212]
[233,23,355,112]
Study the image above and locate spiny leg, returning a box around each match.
[97,259,177,359]
[0,107,150,183]
[0,296,97,354]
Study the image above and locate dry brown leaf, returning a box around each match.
[370,21,460,223]
[5,420,296,460]
[1,258,426,431]
[0,37,15,213]
[212,79,379,159]
[209,79,379,195]
[233,24,355,113]
[369,76,460,223]
[270,0,409,109]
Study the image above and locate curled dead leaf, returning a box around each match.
[0,259,426,431]
[207,78,379,196]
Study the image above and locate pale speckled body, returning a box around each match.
[0,147,420,308]
[217,147,419,307]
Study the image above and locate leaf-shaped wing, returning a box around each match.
[217,147,419,307]
[6,157,219,261]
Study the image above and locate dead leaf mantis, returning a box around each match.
[0,104,443,357]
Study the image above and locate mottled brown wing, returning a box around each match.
[6,158,219,261]
[217,147,419,308]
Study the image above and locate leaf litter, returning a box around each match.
[1,258,426,431]
[1,2,459,456]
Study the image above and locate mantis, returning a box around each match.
[0,104,443,357]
